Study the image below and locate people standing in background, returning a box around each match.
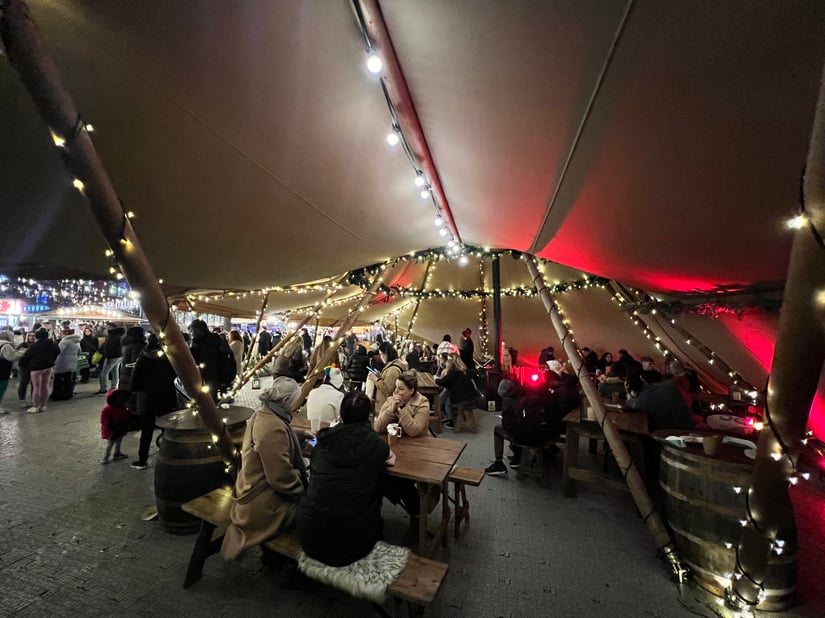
[405,342,422,371]
[368,343,407,412]
[459,328,475,378]
[435,354,477,429]
[118,326,146,392]
[52,328,81,400]
[229,330,244,378]
[257,326,272,358]
[99,388,130,464]
[19,328,60,414]
[346,344,369,392]
[0,330,17,414]
[97,324,125,394]
[129,334,178,470]
[300,328,313,356]
[15,331,36,407]
[79,326,99,384]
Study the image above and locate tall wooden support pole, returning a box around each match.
[491,254,502,371]
[526,255,686,580]
[404,259,432,339]
[291,265,393,412]
[0,0,239,466]
[243,292,270,372]
[731,66,825,609]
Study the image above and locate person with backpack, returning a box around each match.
[188,319,236,402]
[96,324,125,394]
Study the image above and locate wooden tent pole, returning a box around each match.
[0,0,240,466]
[231,285,341,395]
[491,254,503,371]
[730,66,825,608]
[525,255,686,580]
[291,262,395,412]
[242,291,270,373]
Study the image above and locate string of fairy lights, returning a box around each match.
[351,1,465,259]
[478,258,490,356]
[0,276,140,313]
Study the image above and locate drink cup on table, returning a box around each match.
[703,434,721,456]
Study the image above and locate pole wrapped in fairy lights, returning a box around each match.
[525,254,687,582]
[728,64,825,610]
[0,0,239,472]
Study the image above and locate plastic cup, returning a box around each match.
[703,434,721,456]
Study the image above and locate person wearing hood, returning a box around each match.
[346,344,369,391]
[52,329,82,400]
[97,324,125,394]
[79,326,99,384]
[0,330,18,414]
[368,342,407,412]
[128,333,178,470]
[188,319,234,401]
[272,336,307,383]
[118,326,146,392]
[19,328,60,413]
[298,391,392,566]
[306,366,346,429]
[221,376,315,561]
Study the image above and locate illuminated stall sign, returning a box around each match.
[0,299,23,314]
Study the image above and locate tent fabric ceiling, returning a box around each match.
[2,1,825,296]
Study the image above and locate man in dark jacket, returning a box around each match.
[346,344,369,390]
[129,333,178,469]
[459,328,475,375]
[297,392,390,566]
[118,326,146,392]
[257,327,272,358]
[19,328,60,413]
[97,324,125,394]
[189,319,234,401]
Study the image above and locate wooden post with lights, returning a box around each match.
[242,291,271,373]
[525,255,686,580]
[0,0,238,468]
[291,264,394,412]
[730,67,825,609]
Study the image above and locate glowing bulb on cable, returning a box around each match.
[439,227,447,236]
[366,50,383,75]
[414,173,425,187]
[72,178,85,192]
[434,216,443,227]
[386,129,400,147]
[447,240,455,248]
[787,214,807,229]
[459,255,468,266]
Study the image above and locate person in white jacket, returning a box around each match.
[306,366,346,430]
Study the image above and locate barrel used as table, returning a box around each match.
[656,430,797,611]
[154,405,253,534]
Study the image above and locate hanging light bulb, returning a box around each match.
[787,214,807,229]
[459,255,469,266]
[439,227,447,236]
[414,173,425,187]
[420,187,431,200]
[447,240,455,248]
[366,50,383,75]
[386,126,400,147]
[434,216,443,227]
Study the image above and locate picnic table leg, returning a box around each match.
[562,426,579,498]
[416,482,429,556]
[431,393,443,433]
[440,481,450,548]
[184,520,218,588]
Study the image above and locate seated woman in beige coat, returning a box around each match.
[373,370,430,438]
[221,376,314,560]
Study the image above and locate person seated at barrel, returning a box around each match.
[435,354,477,429]
[623,369,695,432]
[221,376,315,561]
[298,391,394,566]
[373,371,431,543]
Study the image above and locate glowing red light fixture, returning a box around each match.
[531,373,540,382]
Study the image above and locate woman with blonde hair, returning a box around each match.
[435,354,477,429]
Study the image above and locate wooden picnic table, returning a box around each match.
[561,403,649,498]
[292,417,465,557]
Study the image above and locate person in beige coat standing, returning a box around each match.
[221,376,314,560]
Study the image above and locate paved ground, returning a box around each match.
[1,376,823,617]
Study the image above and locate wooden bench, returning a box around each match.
[181,487,448,616]
[511,439,557,488]
[447,466,484,538]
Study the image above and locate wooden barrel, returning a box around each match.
[658,436,797,611]
[154,406,253,534]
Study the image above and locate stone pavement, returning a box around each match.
[1,376,822,617]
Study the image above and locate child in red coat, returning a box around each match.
[100,388,130,464]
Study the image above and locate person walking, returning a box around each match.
[18,328,60,413]
[79,326,99,384]
[129,334,178,470]
[97,324,125,394]
[99,388,130,464]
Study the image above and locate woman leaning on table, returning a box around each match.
[373,370,430,438]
